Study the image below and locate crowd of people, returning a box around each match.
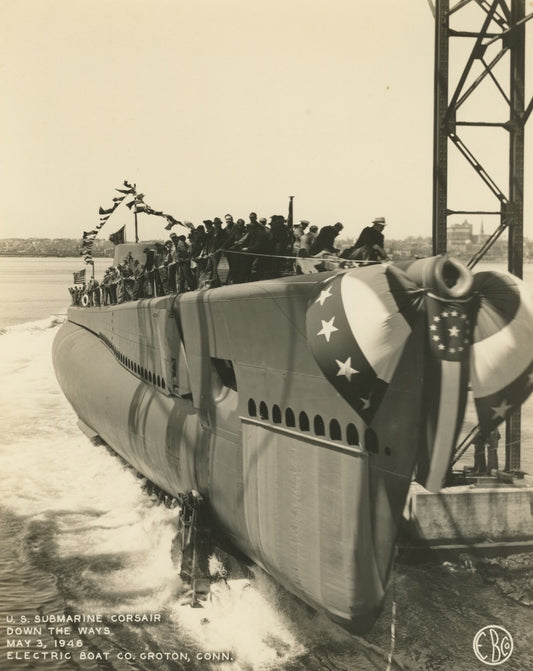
[69,213,389,307]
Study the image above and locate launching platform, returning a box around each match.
[401,476,533,555]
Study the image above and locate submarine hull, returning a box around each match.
[52,270,426,633]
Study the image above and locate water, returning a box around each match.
[0,256,532,671]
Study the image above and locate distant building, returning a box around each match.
[448,219,473,252]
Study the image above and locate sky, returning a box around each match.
[0,0,531,243]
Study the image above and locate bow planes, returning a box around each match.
[52,244,533,633]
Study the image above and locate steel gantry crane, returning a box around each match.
[431,0,532,472]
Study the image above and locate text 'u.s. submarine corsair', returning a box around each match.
[53,246,533,632]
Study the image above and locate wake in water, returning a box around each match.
[0,320,373,670]
[0,319,531,671]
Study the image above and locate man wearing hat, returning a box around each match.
[309,222,344,256]
[299,224,319,256]
[348,216,389,261]
[291,220,309,254]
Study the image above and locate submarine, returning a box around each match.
[53,242,533,632]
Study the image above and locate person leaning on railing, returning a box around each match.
[343,216,389,262]
[174,235,195,293]
[220,219,246,284]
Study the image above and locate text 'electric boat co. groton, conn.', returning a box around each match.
[53,241,533,633]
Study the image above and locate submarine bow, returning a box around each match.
[306,256,533,491]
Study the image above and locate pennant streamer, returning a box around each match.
[79,181,189,263]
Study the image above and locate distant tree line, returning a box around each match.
[0,235,528,261]
[0,238,114,257]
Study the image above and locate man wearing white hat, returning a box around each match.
[347,216,389,261]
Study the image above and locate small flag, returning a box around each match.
[73,269,86,284]
[83,230,97,239]
[109,225,125,245]
[99,206,115,215]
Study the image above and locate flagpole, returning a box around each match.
[134,183,139,243]
[288,196,294,230]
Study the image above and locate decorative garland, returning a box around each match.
[79,181,190,265]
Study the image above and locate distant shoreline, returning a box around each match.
[1,253,527,264]
[0,253,113,262]
[0,253,112,258]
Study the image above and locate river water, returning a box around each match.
[0,256,532,671]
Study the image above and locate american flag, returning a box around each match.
[73,269,86,284]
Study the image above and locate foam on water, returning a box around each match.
[1,315,532,671]
[0,319,315,670]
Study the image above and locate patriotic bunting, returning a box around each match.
[306,257,533,492]
[306,264,423,424]
[470,271,533,436]
[420,294,473,489]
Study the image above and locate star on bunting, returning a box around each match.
[316,286,333,306]
[336,357,359,381]
[317,317,338,342]
[491,399,512,420]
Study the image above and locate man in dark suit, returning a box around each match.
[346,216,388,261]
[309,222,344,255]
